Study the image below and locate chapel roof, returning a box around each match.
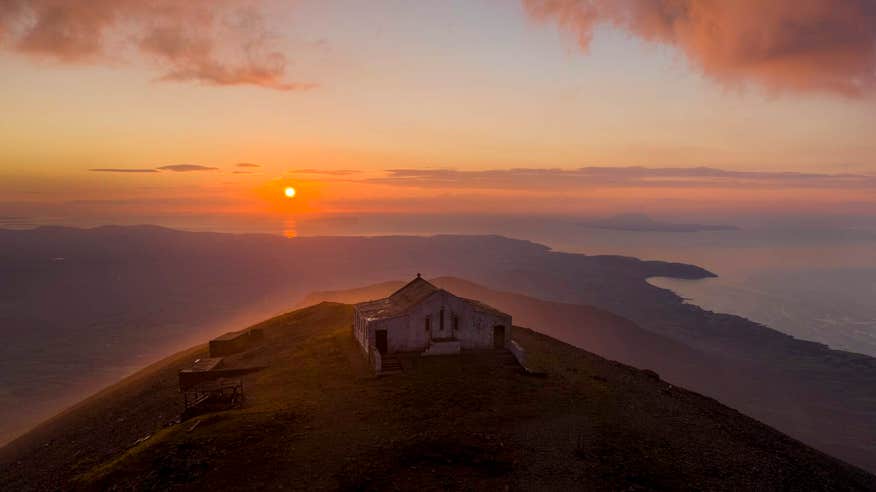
[355,275,438,320]
[354,274,509,321]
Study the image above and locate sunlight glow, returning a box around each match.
[284,186,297,198]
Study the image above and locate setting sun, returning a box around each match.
[284,186,296,198]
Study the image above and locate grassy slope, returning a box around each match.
[2,302,874,491]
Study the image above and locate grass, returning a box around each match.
[7,302,875,491]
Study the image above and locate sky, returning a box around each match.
[1,0,875,232]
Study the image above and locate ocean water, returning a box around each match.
[517,224,876,358]
[648,271,876,357]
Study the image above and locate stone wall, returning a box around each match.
[509,340,527,369]
[369,344,382,373]
[356,290,512,355]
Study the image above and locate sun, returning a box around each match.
[284,186,296,198]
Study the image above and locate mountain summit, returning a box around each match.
[1,299,873,490]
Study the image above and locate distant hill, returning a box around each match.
[579,213,738,232]
[1,302,872,491]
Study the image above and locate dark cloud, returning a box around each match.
[157,164,218,172]
[0,216,37,228]
[0,0,313,91]
[371,167,876,190]
[235,163,261,168]
[89,168,159,173]
[288,169,360,176]
[524,0,876,96]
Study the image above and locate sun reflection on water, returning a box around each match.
[283,219,297,238]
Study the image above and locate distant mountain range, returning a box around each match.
[579,213,739,232]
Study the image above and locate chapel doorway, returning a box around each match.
[376,330,388,354]
[493,325,505,349]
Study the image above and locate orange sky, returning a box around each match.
[1,1,874,230]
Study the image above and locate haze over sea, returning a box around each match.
[14,212,876,358]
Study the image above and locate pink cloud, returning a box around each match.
[524,0,876,96]
[0,0,313,91]
[157,164,218,172]
[370,167,876,190]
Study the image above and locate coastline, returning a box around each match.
[647,275,876,358]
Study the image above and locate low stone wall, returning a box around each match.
[368,344,382,374]
[509,340,527,369]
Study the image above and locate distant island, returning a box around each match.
[579,213,739,232]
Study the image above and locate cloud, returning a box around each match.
[370,166,876,190]
[0,0,313,91]
[89,168,159,173]
[524,0,876,96]
[89,164,217,173]
[288,168,360,176]
[0,215,36,228]
[235,163,260,168]
[157,164,218,172]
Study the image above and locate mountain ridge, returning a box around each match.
[2,301,873,491]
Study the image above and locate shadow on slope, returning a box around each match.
[302,277,745,405]
[2,302,872,491]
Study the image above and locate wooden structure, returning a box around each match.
[179,357,225,390]
[178,357,265,415]
[182,377,244,412]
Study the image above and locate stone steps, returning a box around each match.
[381,356,403,373]
[494,349,523,368]
[422,340,462,356]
